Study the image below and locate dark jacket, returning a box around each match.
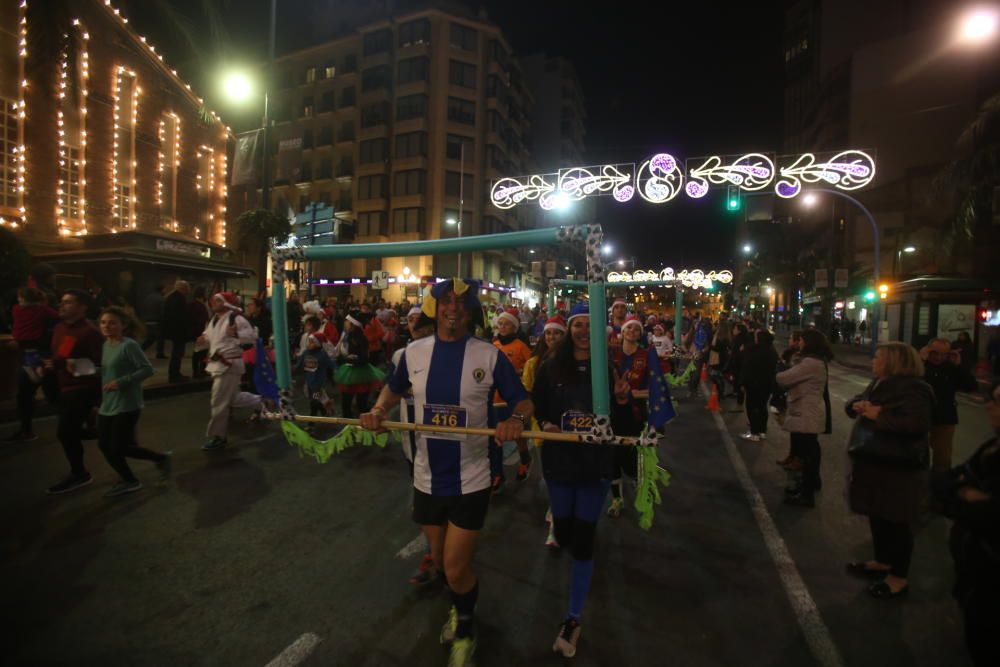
[740,342,779,393]
[923,361,977,426]
[188,300,211,341]
[162,291,191,341]
[532,357,639,484]
[846,375,934,522]
[948,438,1000,603]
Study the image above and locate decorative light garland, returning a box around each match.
[606,269,733,289]
[55,22,89,236]
[157,112,181,231]
[111,66,139,230]
[490,150,876,210]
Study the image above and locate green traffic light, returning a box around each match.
[727,198,739,211]
[864,291,876,301]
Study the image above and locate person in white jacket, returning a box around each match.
[197,292,261,450]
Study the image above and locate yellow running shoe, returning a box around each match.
[448,635,477,667]
[440,605,457,645]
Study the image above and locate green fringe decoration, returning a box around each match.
[665,358,698,388]
[282,421,394,464]
[634,445,672,531]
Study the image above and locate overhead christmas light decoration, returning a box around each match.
[685,153,774,198]
[56,22,89,236]
[490,149,876,210]
[774,150,875,199]
[606,269,733,289]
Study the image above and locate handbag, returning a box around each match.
[847,416,930,469]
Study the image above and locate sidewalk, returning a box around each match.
[1,348,212,426]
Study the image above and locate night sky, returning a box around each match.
[118,0,785,270]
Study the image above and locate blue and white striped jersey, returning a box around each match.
[389,334,528,496]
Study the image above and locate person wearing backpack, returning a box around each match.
[197,292,261,451]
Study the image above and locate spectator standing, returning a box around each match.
[921,337,978,473]
[845,342,934,598]
[45,289,104,494]
[728,322,749,411]
[4,288,59,442]
[161,280,192,383]
[952,331,976,376]
[739,329,779,441]
[139,283,166,357]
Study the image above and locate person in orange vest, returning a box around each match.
[490,308,534,493]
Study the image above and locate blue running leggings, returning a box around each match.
[546,479,610,620]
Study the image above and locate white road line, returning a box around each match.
[395,532,426,559]
[707,389,846,667]
[265,633,322,667]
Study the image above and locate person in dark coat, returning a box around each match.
[921,337,979,472]
[943,381,1000,667]
[161,280,192,383]
[845,342,934,599]
[188,286,211,379]
[728,322,749,409]
[738,329,779,441]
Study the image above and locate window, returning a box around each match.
[488,39,509,67]
[447,97,475,125]
[300,95,314,117]
[338,156,353,177]
[486,144,506,170]
[158,114,179,228]
[446,134,474,160]
[340,86,356,108]
[445,171,473,198]
[358,174,387,199]
[488,109,505,135]
[304,66,316,84]
[449,60,476,89]
[398,18,430,47]
[392,207,424,234]
[362,65,391,92]
[357,211,387,236]
[393,169,426,196]
[397,56,429,84]
[113,71,137,229]
[361,101,389,128]
[343,54,357,73]
[363,29,392,56]
[450,23,477,52]
[0,98,18,211]
[302,128,314,149]
[395,131,427,158]
[396,93,427,121]
[317,126,333,146]
[321,61,336,80]
[317,156,333,179]
[319,90,335,113]
[359,138,388,164]
[337,122,354,143]
[299,194,311,212]
[299,159,312,182]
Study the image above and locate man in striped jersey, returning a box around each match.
[361,278,532,667]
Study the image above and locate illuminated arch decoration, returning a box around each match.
[606,268,733,290]
[490,174,555,210]
[555,164,634,204]
[685,153,774,199]
[774,150,875,199]
[635,153,684,204]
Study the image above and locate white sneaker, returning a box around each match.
[739,432,762,442]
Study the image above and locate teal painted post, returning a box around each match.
[674,287,684,343]
[588,282,610,415]
[301,228,559,261]
[271,266,292,389]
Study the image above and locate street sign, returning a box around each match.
[815,269,828,288]
[531,261,542,278]
[545,261,556,277]
[371,270,389,290]
[834,268,848,288]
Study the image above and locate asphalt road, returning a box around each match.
[0,364,988,667]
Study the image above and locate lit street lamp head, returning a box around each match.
[742,244,752,254]
[445,217,457,226]
[222,71,253,103]
[802,192,818,207]
[958,7,999,44]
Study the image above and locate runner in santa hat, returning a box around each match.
[295,331,334,418]
[334,311,385,418]
[490,307,534,492]
[198,292,262,450]
[607,297,629,346]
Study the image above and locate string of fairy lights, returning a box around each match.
[0,0,232,247]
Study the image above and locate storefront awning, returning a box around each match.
[32,247,255,277]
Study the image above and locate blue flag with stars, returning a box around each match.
[645,347,676,429]
[253,338,280,402]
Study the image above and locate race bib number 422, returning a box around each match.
[561,410,595,433]
[423,404,468,429]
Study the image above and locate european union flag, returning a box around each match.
[645,347,676,429]
[253,338,280,402]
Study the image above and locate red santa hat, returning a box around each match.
[308,332,327,346]
[543,315,567,333]
[494,307,520,329]
[212,292,241,312]
[609,297,628,311]
[621,314,644,333]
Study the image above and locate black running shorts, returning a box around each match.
[412,487,491,531]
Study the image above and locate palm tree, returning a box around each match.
[235,209,292,292]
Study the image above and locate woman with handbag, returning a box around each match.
[775,328,832,507]
[845,342,934,599]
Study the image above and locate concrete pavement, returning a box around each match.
[1,361,989,666]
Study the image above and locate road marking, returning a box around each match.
[707,387,846,667]
[265,633,322,667]
[396,533,426,559]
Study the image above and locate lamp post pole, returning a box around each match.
[261,0,276,212]
[457,142,464,276]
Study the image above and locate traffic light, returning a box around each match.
[726,186,741,212]
[878,283,889,299]
[864,290,876,302]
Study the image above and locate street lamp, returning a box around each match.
[446,216,462,275]
[742,243,752,254]
[602,243,613,255]
[958,7,999,44]
[222,71,253,103]
[802,192,818,207]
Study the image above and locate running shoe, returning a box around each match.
[553,616,581,658]
[607,496,624,519]
[103,480,142,498]
[516,459,532,482]
[201,437,227,451]
[447,636,477,667]
[156,452,173,481]
[490,475,504,496]
[739,432,762,442]
[46,472,93,495]
[440,606,458,645]
[409,553,439,587]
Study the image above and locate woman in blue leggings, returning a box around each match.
[531,303,638,657]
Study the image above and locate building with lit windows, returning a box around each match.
[231,6,542,304]
[0,0,249,299]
